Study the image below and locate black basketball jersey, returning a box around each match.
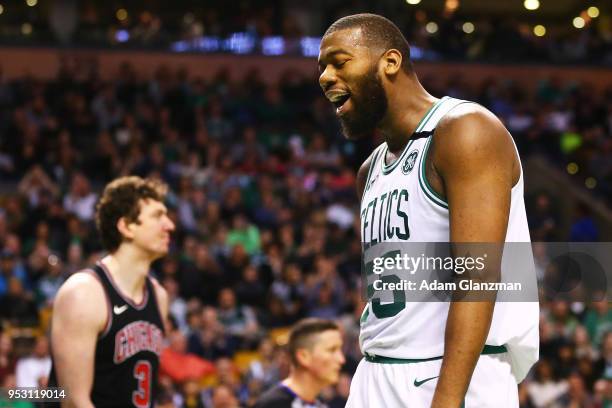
[47,263,165,408]
[254,383,327,408]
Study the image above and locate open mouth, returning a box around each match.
[326,90,351,114]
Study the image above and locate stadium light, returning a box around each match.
[585,177,596,189]
[425,22,439,34]
[115,29,129,43]
[523,0,539,11]
[573,16,585,29]
[406,0,421,4]
[116,8,128,21]
[262,36,285,56]
[533,25,546,36]
[445,0,460,12]
[587,7,599,18]
[21,23,32,35]
[462,22,475,34]
[26,0,37,6]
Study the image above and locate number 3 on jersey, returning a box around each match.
[133,360,151,408]
[364,250,406,318]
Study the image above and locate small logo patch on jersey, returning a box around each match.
[402,150,419,174]
[413,375,438,387]
[113,304,128,315]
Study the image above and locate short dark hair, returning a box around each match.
[95,176,168,252]
[324,13,413,74]
[287,318,339,366]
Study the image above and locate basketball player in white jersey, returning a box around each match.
[318,14,539,408]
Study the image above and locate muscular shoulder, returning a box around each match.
[432,103,518,177]
[53,270,107,331]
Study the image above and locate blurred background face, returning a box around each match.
[33,337,49,358]
[302,329,345,385]
[219,289,236,309]
[212,384,239,408]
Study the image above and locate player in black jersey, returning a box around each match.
[254,319,345,408]
[47,176,174,408]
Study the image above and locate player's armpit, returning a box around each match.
[51,272,107,408]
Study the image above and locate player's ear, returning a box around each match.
[117,217,135,240]
[295,348,312,367]
[381,49,402,76]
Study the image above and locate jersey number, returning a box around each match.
[365,250,406,318]
[133,360,151,408]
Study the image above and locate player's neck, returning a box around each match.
[380,80,437,155]
[102,247,151,301]
[282,372,324,403]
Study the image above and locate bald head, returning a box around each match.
[324,13,413,74]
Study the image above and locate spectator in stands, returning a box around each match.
[217,288,261,350]
[202,357,246,406]
[584,297,612,347]
[226,214,261,256]
[180,379,206,408]
[187,306,232,360]
[163,276,188,332]
[234,264,267,309]
[526,360,568,408]
[569,204,599,242]
[35,253,65,306]
[0,250,28,296]
[0,277,38,326]
[62,172,97,222]
[247,338,281,390]
[210,383,240,408]
[0,333,16,386]
[15,336,51,387]
[160,330,215,383]
[546,300,579,340]
[17,165,60,209]
[271,262,305,321]
[528,192,559,241]
[560,372,594,407]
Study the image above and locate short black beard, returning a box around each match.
[339,66,388,140]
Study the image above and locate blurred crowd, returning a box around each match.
[1,1,611,64]
[0,58,610,407]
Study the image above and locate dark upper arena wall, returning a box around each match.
[1,47,611,88]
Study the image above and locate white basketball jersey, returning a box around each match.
[359,96,539,382]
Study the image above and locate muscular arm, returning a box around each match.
[51,273,107,408]
[430,106,518,408]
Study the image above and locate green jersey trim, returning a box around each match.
[381,139,415,175]
[418,99,474,210]
[364,344,507,364]
[418,135,449,209]
[380,96,447,175]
